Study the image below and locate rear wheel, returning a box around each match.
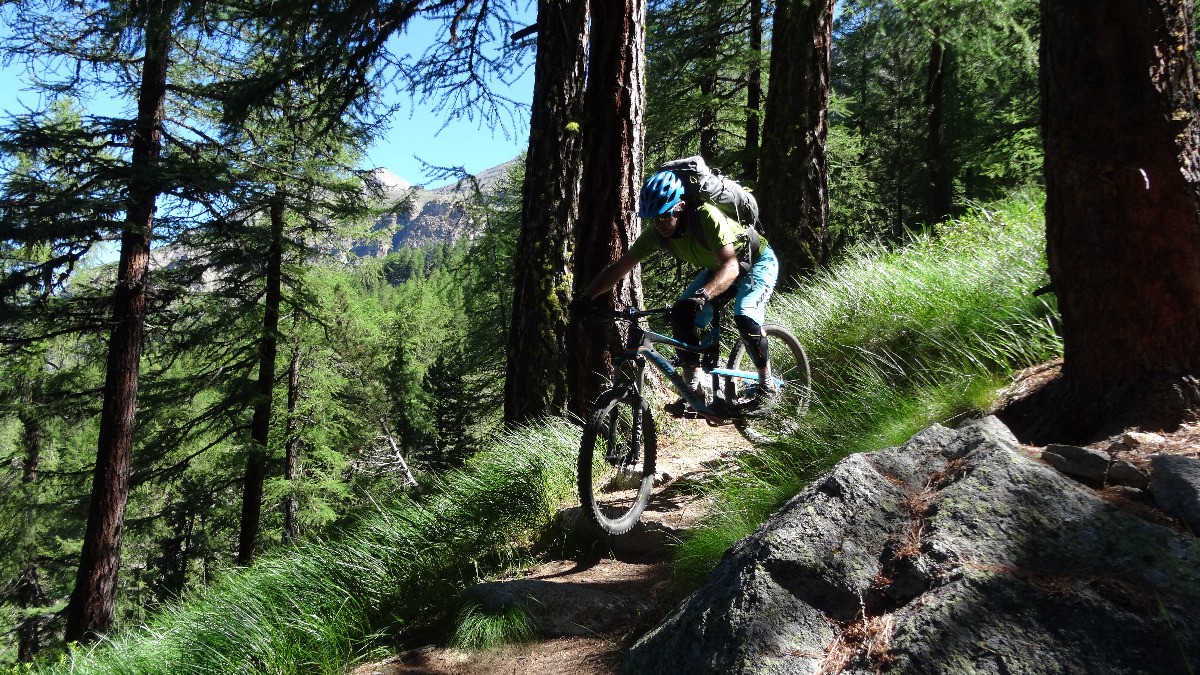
[725,324,812,443]
[577,388,657,535]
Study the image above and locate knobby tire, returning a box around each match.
[577,388,657,535]
[725,324,812,444]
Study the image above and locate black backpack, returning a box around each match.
[659,156,760,229]
[657,156,763,269]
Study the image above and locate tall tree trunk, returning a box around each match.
[1012,0,1200,442]
[698,0,721,161]
[757,0,833,284]
[17,377,44,661]
[925,36,952,225]
[504,0,589,425]
[567,0,647,417]
[238,192,285,564]
[16,564,45,662]
[282,344,302,543]
[743,0,764,181]
[19,377,40,484]
[64,0,173,643]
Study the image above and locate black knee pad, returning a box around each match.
[734,315,770,370]
[733,314,761,336]
[672,309,701,366]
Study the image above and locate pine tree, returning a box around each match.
[759,0,834,281]
[645,0,766,174]
[504,0,588,424]
[567,0,648,416]
[832,0,1040,241]
[1007,0,1200,441]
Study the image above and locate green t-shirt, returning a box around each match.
[629,203,764,271]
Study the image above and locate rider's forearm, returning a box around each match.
[583,253,639,299]
[701,259,741,298]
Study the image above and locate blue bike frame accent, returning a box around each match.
[709,367,785,389]
[646,329,719,354]
[638,347,716,415]
[622,308,780,418]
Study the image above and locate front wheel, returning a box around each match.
[725,324,812,444]
[578,388,657,535]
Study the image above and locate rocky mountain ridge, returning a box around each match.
[357,159,517,255]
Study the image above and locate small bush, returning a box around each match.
[449,603,537,651]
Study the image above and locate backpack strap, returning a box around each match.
[736,224,760,289]
[744,225,760,264]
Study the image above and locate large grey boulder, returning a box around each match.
[623,417,1200,674]
[1149,454,1200,534]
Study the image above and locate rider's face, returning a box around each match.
[654,203,683,237]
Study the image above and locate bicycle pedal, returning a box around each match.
[664,398,698,418]
[728,399,761,415]
[665,406,702,419]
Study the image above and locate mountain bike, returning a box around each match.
[577,296,811,535]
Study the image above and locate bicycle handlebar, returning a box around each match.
[606,306,671,321]
[578,298,732,323]
[578,306,671,324]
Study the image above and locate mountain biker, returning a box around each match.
[572,170,780,416]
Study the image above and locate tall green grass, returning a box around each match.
[37,420,581,675]
[673,194,1062,593]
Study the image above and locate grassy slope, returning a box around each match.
[672,194,1060,592]
[39,421,580,675]
[31,194,1059,674]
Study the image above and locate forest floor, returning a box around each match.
[348,414,754,675]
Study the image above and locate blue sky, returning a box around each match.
[366,78,531,188]
[365,15,534,187]
[0,14,534,189]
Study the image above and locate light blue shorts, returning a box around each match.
[679,244,779,327]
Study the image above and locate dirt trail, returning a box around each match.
[350,417,753,675]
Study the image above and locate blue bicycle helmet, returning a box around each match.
[638,171,685,218]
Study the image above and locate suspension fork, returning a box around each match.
[609,350,646,462]
[616,325,653,396]
[629,395,643,457]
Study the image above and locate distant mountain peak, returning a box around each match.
[371,167,411,193]
[348,158,518,256]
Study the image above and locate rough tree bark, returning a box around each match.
[1005,0,1200,443]
[566,0,647,417]
[504,0,589,425]
[17,376,44,661]
[925,36,952,224]
[64,0,175,643]
[237,191,285,565]
[282,343,302,543]
[743,0,764,182]
[757,0,833,284]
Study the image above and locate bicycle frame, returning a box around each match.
[612,304,779,420]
